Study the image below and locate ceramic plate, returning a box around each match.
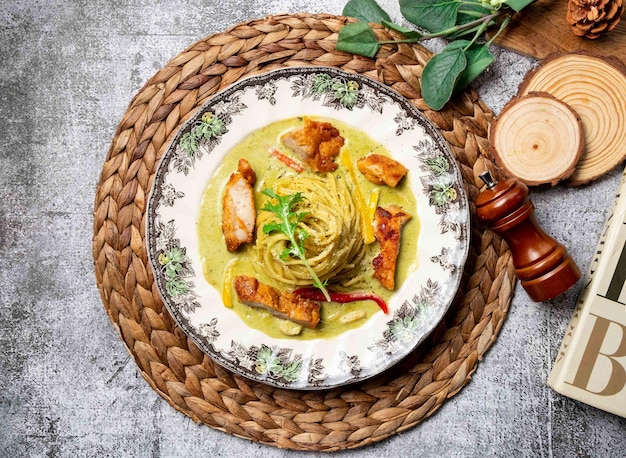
[146,67,469,389]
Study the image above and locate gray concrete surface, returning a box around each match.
[1,1,625,457]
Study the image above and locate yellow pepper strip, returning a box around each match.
[222,259,237,307]
[341,150,375,244]
[368,187,381,225]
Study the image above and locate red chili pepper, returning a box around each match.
[269,147,304,173]
[293,288,388,314]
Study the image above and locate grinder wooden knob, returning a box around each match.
[475,170,581,302]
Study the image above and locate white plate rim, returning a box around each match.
[145,66,470,390]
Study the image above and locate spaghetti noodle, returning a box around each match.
[255,172,366,287]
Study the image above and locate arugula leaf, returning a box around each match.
[336,22,381,57]
[343,0,391,22]
[421,43,467,110]
[261,189,331,301]
[399,0,460,33]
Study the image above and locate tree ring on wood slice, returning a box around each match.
[518,51,626,186]
[489,92,584,186]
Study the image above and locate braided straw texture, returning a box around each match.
[92,13,515,451]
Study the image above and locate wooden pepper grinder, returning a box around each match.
[475,170,581,302]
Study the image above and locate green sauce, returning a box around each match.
[197,116,419,340]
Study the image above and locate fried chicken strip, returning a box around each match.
[372,205,412,290]
[281,119,345,172]
[356,154,408,187]
[222,159,257,252]
[233,276,321,328]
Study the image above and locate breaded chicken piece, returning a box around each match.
[236,157,256,185]
[372,205,411,290]
[356,154,408,187]
[233,276,321,328]
[222,159,257,252]
[281,119,345,172]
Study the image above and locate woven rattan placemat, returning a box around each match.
[92,13,516,451]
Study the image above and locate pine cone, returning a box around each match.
[566,0,624,39]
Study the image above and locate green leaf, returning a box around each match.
[400,0,460,33]
[343,0,391,22]
[455,43,494,92]
[280,246,296,260]
[504,0,536,12]
[262,222,283,234]
[260,188,330,300]
[336,22,381,58]
[421,45,467,110]
[456,3,492,25]
[434,40,466,51]
[381,20,423,39]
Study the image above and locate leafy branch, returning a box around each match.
[337,0,536,110]
[261,189,331,301]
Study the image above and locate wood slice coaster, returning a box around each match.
[489,92,584,186]
[517,52,626,186]
[92,13,515,451]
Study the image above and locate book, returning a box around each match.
[547,166,626,418]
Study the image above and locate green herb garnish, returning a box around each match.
[337,0,536,110]
[261,189,331,301]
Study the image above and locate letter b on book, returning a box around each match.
[567,314,626,396]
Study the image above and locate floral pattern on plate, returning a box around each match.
[146,67,469,389]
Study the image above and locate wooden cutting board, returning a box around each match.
[493,0,626,59]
